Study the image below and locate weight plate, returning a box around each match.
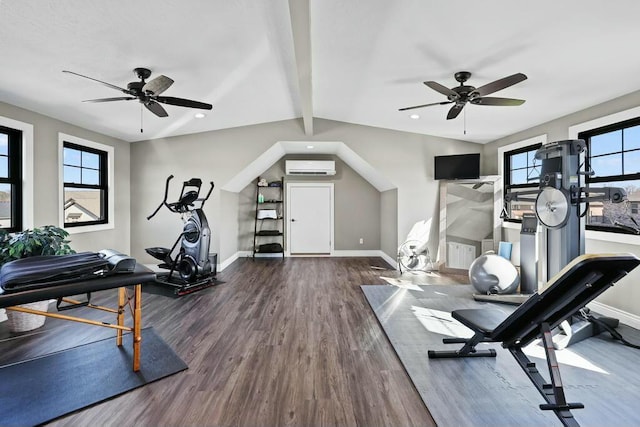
[535,187,570,228]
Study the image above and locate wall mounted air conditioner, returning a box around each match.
[285,160,336,176]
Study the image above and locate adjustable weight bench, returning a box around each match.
[428,253,640,427]
[0,262,155,372]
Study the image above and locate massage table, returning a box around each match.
[428,253,640,427]
[0,263,155,372]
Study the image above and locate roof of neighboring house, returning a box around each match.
[0,200,10,219]
[64,196,100,221]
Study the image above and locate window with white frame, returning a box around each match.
[579,117,640,234]
[500,138,544,222]
[59,133,114,232]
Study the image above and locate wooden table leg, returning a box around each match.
[132,284,142,372]
[116,287,126,347]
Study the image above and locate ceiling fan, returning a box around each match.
[62,67,213,118]
[399,71,527,120]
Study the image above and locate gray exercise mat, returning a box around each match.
[361,283,640,427]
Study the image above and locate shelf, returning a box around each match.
[255,231,283,236]
[256,217,283,220]
[254,248,285,254]
[258,200,283,204]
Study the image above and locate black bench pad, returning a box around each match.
[453,308,509,335]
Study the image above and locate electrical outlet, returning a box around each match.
[359,238,364,245]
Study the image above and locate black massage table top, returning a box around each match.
[0,263,155,308]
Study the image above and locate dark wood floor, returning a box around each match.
[0,257,440,427]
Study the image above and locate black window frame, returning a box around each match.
[63,141,108,227]
[0,125,22,232]
[580,116,640,234]
[502,142,542,223]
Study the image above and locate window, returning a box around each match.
[580,117,640,234]
[0,125,22,231]
[62,141,108,227]
[503,143,542,221]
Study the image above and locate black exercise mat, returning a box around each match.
[0,327,187,427]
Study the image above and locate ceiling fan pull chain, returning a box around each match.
[464,108,467,135]
[140,104,144,133]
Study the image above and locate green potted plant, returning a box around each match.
[0,225,75,332]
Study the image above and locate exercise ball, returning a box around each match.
[469,254,519,295]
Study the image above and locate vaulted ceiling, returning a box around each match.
[1,0,639,143]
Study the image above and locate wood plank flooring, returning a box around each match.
[0,257,438,427]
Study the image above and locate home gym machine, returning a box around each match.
[505,139,627,348]
[146,175,217,295]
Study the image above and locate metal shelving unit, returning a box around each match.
[252,177,285,258]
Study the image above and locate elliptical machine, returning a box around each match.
[146,175,216,295]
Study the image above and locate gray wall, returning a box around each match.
[380,188,398,259]
[332,156,380,250]
[130,118,479,266]
[130,119,301,265]
[483,89,640,318]
[219,190,240,263]
[237,155,381,252]
[0,101,130,254]
[311,120,479,260]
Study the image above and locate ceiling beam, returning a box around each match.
[288,0,313,136]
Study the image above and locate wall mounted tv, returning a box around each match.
[434,153,480,180]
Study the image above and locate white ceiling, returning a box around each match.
[1,0,639,144]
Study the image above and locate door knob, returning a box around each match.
[291,218,296,222]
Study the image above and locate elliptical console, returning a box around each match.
[146,175,216,295]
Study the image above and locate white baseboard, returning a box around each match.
[236,250,283,259]
[218,252,241,271]
[332,250,381,257]
[332,250,397,269]
[378,251,398,270]
[588,301,640,330]
[229,249,397,268]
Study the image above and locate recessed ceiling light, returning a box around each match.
[194,112,206,119]
[306,145,314,149]
[410,114,420,119]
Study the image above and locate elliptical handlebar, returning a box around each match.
[147,176,215,220]
[147,175,175,220]
[199,181,215,209]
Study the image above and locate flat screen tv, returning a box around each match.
[434,153,480,180]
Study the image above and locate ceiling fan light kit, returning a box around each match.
[62,67,213,121]
[399,71,527,120]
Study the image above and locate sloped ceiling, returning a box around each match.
[1,0,639,144]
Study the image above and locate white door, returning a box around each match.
[287,183,333,254]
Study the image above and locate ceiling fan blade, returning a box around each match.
[143,75,174,95]
[398,101,453,111]
[155,96,213,110]
[447,103,465,120]
[82,97,137,103]
[62,70,130,94]
[424,81,458,98]
[473,73,527,97]
[145,101,168,117]
[470,97,525,106]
